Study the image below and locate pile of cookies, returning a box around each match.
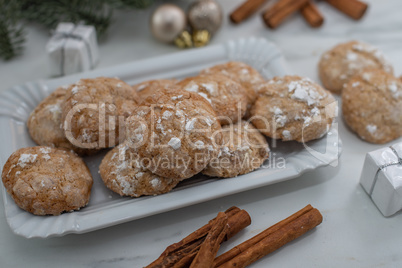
[318,40,402,144]
[1,61,337,216]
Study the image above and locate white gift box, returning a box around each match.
[46,22,99,76]
[360,142,402,217]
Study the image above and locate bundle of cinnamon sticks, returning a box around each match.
[146,204,323,268]
[146,207,251,267]
[230,0,368,29]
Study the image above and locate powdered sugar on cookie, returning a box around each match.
[288,79,325,106]
[168,137,181,150]
[17,154,38,168]
[252,75,336,142]
[318,40,394,94]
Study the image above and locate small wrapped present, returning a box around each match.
[46,22,99,76]
[360,142,402,217]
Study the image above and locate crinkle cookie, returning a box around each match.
[177,74,248,125]
[202,121,270,178]
[27,87,96,155]
[61,77,140,150]
[99,143,181,197]
[1,146,93,215]
[126,88,222,180]
[318,40,393,94]
[200,61,265,116]
[132,79,178,102]
[251,76,337,143]
[342,69,402,144]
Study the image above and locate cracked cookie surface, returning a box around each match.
[177,74,248,125]
[318,40,393,94]
[61,77,140,150]
[100,143,181,197]
[27,87,96,155]
[251,76,336,142]
[202,121,270,178]
[200,61,265,117]
[1,146,93,215]
[126,88,222,180]
[342,69,402,143]
[132,79,178,102]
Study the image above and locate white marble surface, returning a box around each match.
[1,0,402,267]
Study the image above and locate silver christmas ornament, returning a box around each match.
[187,0,223,35]
[150,4,187,43]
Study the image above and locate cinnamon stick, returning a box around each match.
[262,0,309,29]
[225,208,252,241]
[230,0,268,24]
[172,249,199,268]
[146,207,251,268]
[214,204,323,268]
[301,1,324,28]
[325,0,368,20]
[190,212,228,268]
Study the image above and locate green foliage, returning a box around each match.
[0,0,155,61]
[19,0,114,37]
[105,0,154,9]
[0,1,26,60]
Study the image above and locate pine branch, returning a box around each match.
[0,1,26,60]
[19,0,113,37]
[105,0,154,9]
[0,0,154,61]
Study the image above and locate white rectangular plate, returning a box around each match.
[0,38,341,238]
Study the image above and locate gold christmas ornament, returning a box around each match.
[192,30,211,47]
[187,0,223,47]
[150,4,187,43]
[174,30,193,48]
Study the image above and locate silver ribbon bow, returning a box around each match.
[369,146,402,196]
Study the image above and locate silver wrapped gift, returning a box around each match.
[46,22,99,76]
[360,142,402,217]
